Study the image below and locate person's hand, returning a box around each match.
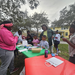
[35,43,37,45]
[62,38,68,42]
[38,37,40,40]
[15,36,19,38]
[33,42,36,44]
[52,36,54,38]
[42,46,45,49]
[21,41,22,44]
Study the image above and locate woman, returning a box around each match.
[0,21,19,75]
[26,30,33,45]
[40,24,55,53]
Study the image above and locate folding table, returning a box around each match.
[25,55,75,75]
[16,46,50,58]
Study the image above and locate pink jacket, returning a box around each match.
[32,39,40,46]
[0,27,18,50]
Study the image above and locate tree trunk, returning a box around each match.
[37,27,38,37]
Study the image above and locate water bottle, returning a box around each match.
[45,47,48,58]
[45,50,48,58]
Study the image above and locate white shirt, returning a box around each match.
[54,34,60,41]
[38,40,49,49]
[14,32,22,44]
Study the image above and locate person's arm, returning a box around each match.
[29,34,33,41]
[46,42,49,49]
[32,39,35,44]
[52,30,55,37]
[37,41,41,47]
[37,39,40,43]
[62,38,75,49]
[39,32,43,41]
[2,31,18,46]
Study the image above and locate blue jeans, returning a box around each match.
[54,40,60,49]
[0,48,14,75]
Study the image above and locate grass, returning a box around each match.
[60,38,63,41]
[7,52,26,75]
[60,38,69,41]
[0,44,69,75]
[54,44,69,60]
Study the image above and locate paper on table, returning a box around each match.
[16,44,23,47]
[46,57,64,67]
[18,49,28,52]
[30,46,37,48]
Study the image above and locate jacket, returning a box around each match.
[40,29,55,46]
[0,27,18,50]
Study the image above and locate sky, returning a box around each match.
[20,0,75,27]
[20,0,75,20]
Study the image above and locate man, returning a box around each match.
[14,30,22,44]
[40,24,55,53]
[14,30,22,57]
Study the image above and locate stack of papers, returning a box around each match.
[18,49,28,52]
[16,44,23,47]
[30,46,37,48]
[46,57,64,67]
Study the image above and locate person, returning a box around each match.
[0,21,19,75]
[40,24,55,52]
[32,35,40,46]
[14,30,22,44]
[62,21,75,64]
[14,30,22,57]
[22,35,27,39]
[27,34,33,45]
[38,35,49,49]
[27,30,31,36]
[27,30,33,45]
[54,30,60,55]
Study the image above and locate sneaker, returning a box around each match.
[58,51,61,53]
[54,53,58,56]
[10,68,19,74]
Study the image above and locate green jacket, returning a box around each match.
[40,29,55,46]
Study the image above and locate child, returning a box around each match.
[38,35,49,49]
[54,30,60,55]
[26,35,33,45]
[62,21,75,64]
[32,35,40,46]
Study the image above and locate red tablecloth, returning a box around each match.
[25,55,75,75]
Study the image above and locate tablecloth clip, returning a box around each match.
[45,62,52,67]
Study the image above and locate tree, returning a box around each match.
[0,0,39,22]
[31,12,49,36]
[0,0,39,32]
[51,3,75,27]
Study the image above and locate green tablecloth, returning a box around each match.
[16,46,50,58]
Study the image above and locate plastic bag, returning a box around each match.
[22,40,28,46]
[19,67,25,75]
